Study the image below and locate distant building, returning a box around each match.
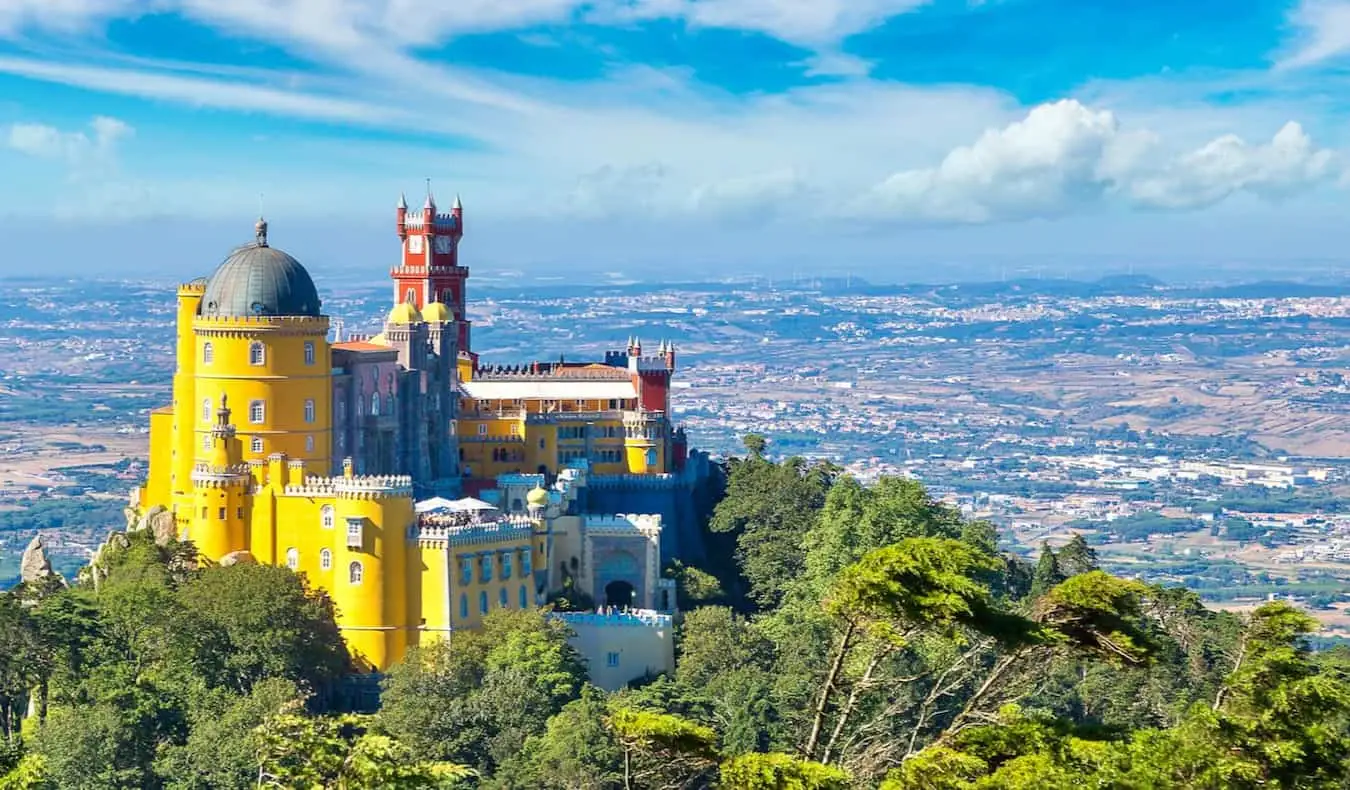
[133,192,709,682]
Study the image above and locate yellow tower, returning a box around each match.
[168,279,207,528]
[191,218,331,480]
[189,394,251,560]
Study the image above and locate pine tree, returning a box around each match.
[1029,541,1064,599]
[1058,533,1099,577]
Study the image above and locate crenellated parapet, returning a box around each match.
[282,473,414,499]
[412,515,534,547]
[191,462,252,487]
[551,609,673,629]
[192,314,329,337]
[588,473,681,490]
[584,513,663,535]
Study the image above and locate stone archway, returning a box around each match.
[593,548,644,610]
[604,579,635,608]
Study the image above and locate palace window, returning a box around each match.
[305,435,315,452]
[575,399,587,409]
[606,652,620,668]
[371,393,381,416]
[502,552,513,579]
[321,505,334,529]
[477,424,487,436]
[285,548,298,570]
[202,398,212,422]
[218,507,226,520]
[320,548,332,571]
[304,341,315,365]
[386,393,395,415]
[460,557,473,586]
[349,561,364,585]
[478,591,488,614]
[646,448,657,467]
[251,437,263,454]
[249,342,265,366]
[202,434,211,451]
[521,549,532,575]
[441,288,452,303]
[405,288,416,304]
[459,593,468,619]
[499,588,508,608]
[304,399,315,423]
[249,400,265,424]
[519,585,529,609]
[479,555,493,583]
[346,519,363,550]
[509,423,519,436]
[202,342,213,364]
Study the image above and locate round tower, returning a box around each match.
[189,394,251,561]
[193,218,332,476]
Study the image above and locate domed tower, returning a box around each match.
[193,218,331,491]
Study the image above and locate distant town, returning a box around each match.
[3,272,1350,633]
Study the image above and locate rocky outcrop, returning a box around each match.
[20,534,66,589]
[219,550,257,567]
[123,504,177,547]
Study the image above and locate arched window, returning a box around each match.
[519,585,528,609]
[645,448,657,467]
[249,400,265,424]
[371,392,381,416]
[349,561,364,585]
[320,505,334,529]
[405,288,416,304]
[305,435,314,452]
[499,588,508,608]
[304,341,315,365]
[201,398,211,422]
[248,341,265,366]
[202,342,213,364]
[251,436,263,454]
[304,399,315,423]
[478,591,488,614]
[285,548,298,570]
[386,393,395,415]
[459,593,468,620]
[320,548,332,570]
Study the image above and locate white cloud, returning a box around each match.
[1129,122,1339,210]
[604,0,928,46]
[0,0,143,36]
[1277,0,1350,69]
[849,100,1340,224]
[6,115,132,167]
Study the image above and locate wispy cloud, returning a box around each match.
[1276,0,1350,69]
[6,115,131,168]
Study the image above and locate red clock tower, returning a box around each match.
[391,184,471,351]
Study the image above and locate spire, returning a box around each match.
[254,215,268,247]
[452,193,462,210]
[424,178,435,210]
[398,192,407,210]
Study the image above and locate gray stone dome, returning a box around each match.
[199,221,322,318]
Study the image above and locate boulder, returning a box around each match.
[219,550,257,567]
[147,509,177,546]
[20,534,55,584]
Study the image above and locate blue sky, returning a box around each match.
[2,0,1350,281]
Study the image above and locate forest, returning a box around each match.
[1,434,1349,788]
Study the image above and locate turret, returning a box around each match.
[396,193,407,240]
[422,181,436,227]
[451,193,463,238]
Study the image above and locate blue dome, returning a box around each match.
[199,221,322,318]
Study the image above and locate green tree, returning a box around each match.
[378,609,586,774]
[718,752,850,789]
[1028,542,1064,599]
[253,707,472,789]
[608,707,719,790]
[155,678,300,790]
[495,687,624,789]
[1057,534,1098,577]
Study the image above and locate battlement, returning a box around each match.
[178,280,207,294]
[402,215,459,231]
[191,462,252,486]
[413,515,534,546]
[635,356,672,373]
[587,473,681,489]
[497,472,546,488]
[193,314,329,332]
[551,609,673,629]
[282,473,414,499]
[389,265,467,278]
[584,513,663,533]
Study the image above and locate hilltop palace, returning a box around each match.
[132,189,712,687]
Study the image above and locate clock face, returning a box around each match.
[434,235,454,254]
[408,234,424,254]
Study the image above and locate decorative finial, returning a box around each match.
[424,178,435,209]
[452,193,462,210]
[254,215,268,247]
[398,192,407,210]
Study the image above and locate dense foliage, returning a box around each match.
[3,433,1349,788]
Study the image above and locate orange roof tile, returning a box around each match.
[333,341,392,352]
